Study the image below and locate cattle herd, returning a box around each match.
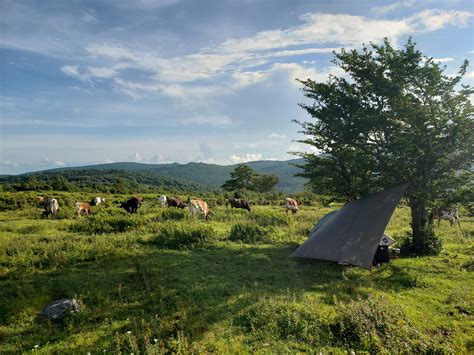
[37,195,301,220]
[36,194,461,227]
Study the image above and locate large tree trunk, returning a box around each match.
[408,196,429,243]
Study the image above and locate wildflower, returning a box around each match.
[126,331,131,334]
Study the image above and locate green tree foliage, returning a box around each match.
[294,38,473,255]
[221,165,255,191]
[221,165,279,193]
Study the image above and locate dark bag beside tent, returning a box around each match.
[291,184,408,269]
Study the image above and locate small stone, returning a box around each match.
[42,299,80,320]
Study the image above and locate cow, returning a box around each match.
[285,198,299,214]
[90,197,105,206]
[120,197,143,214]
[429,207,461,227]
[167,197,186,209]
[36,196,45,207]
[188,199,212,220]
[229,198,251,211]
[158,195,167,207]
[43,198,59,219]
[75,202,91,217]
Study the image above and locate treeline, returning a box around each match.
[0,169,206,194]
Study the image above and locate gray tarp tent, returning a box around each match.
[291,184,408,269]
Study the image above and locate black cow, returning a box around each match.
[120,197,143,214]
[229,198,251,211]
[167,197,186,209]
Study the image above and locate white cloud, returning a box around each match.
[269,133,287,139]
[370,0,415,16]
[433,57,455,63]
[407,10,472,32]
[88,66,118,78]
[60,65,88,81]
[179,115,232,126]
[230,153,263,164]
[86,43,138,61]
[466,71,474,79]
[116,0,181,9]
[129,152,142,162]
[81,9,97,24]
[57,9,472,101]
[40,158,66,167]
[0,160,20,167]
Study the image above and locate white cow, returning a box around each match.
[158,195,168,207]
[429,207,460,227]
[285,198,299,214]
[43,198,59,219]
[91,197,105,206]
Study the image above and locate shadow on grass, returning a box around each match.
[0,243,405,352]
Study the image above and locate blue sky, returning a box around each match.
[1,0,473,174]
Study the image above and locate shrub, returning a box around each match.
[250,209,288,227]
[330,295,454,353]
[70,210,145,234]
[228,222,271,244]
[234,302,323,345]
[400,230,442,256]
[159,208,186,221]
[151,223,214,249]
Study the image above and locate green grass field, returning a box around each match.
[0,192,473,353]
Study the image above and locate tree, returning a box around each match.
[221,165,279,193]
[221,165,255,191]
[294,38,473,255]
[251,174,280,193]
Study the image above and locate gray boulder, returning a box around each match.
[42,299,80,320]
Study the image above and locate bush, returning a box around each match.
[330,295,454,353]
[151,223,214,249]
[250,209,288,227]
[234,302,323,345]
[70,210,145,234]
[400,230,442,256]
[158,208,186,221]
[228,222,271,244]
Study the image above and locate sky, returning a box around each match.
[1,0,473,174]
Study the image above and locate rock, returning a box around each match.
[42,299,80,320]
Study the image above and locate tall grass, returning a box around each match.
[0,191,472,353]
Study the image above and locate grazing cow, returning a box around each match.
[43,198,59,219]
[158,195,167,207]
[167,197,186,209]
[75,202,91,217]
[285,198,299,214]
[36,196,45,207]
[429,207,461,227]
[90,197,105,206]
[120,197,143,214]
[229,198,251,211]
[188,199,212,220]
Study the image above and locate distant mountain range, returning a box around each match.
[1,159,308,192]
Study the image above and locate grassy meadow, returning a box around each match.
[0,191,473,353]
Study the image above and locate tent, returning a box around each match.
[291,184,408,269]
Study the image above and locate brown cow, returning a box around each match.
[167,197,186,209]
[120,197,143,214]
[229,198,251,211]
[75,202,91,217]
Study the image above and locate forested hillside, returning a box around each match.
[0,159,307,193]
